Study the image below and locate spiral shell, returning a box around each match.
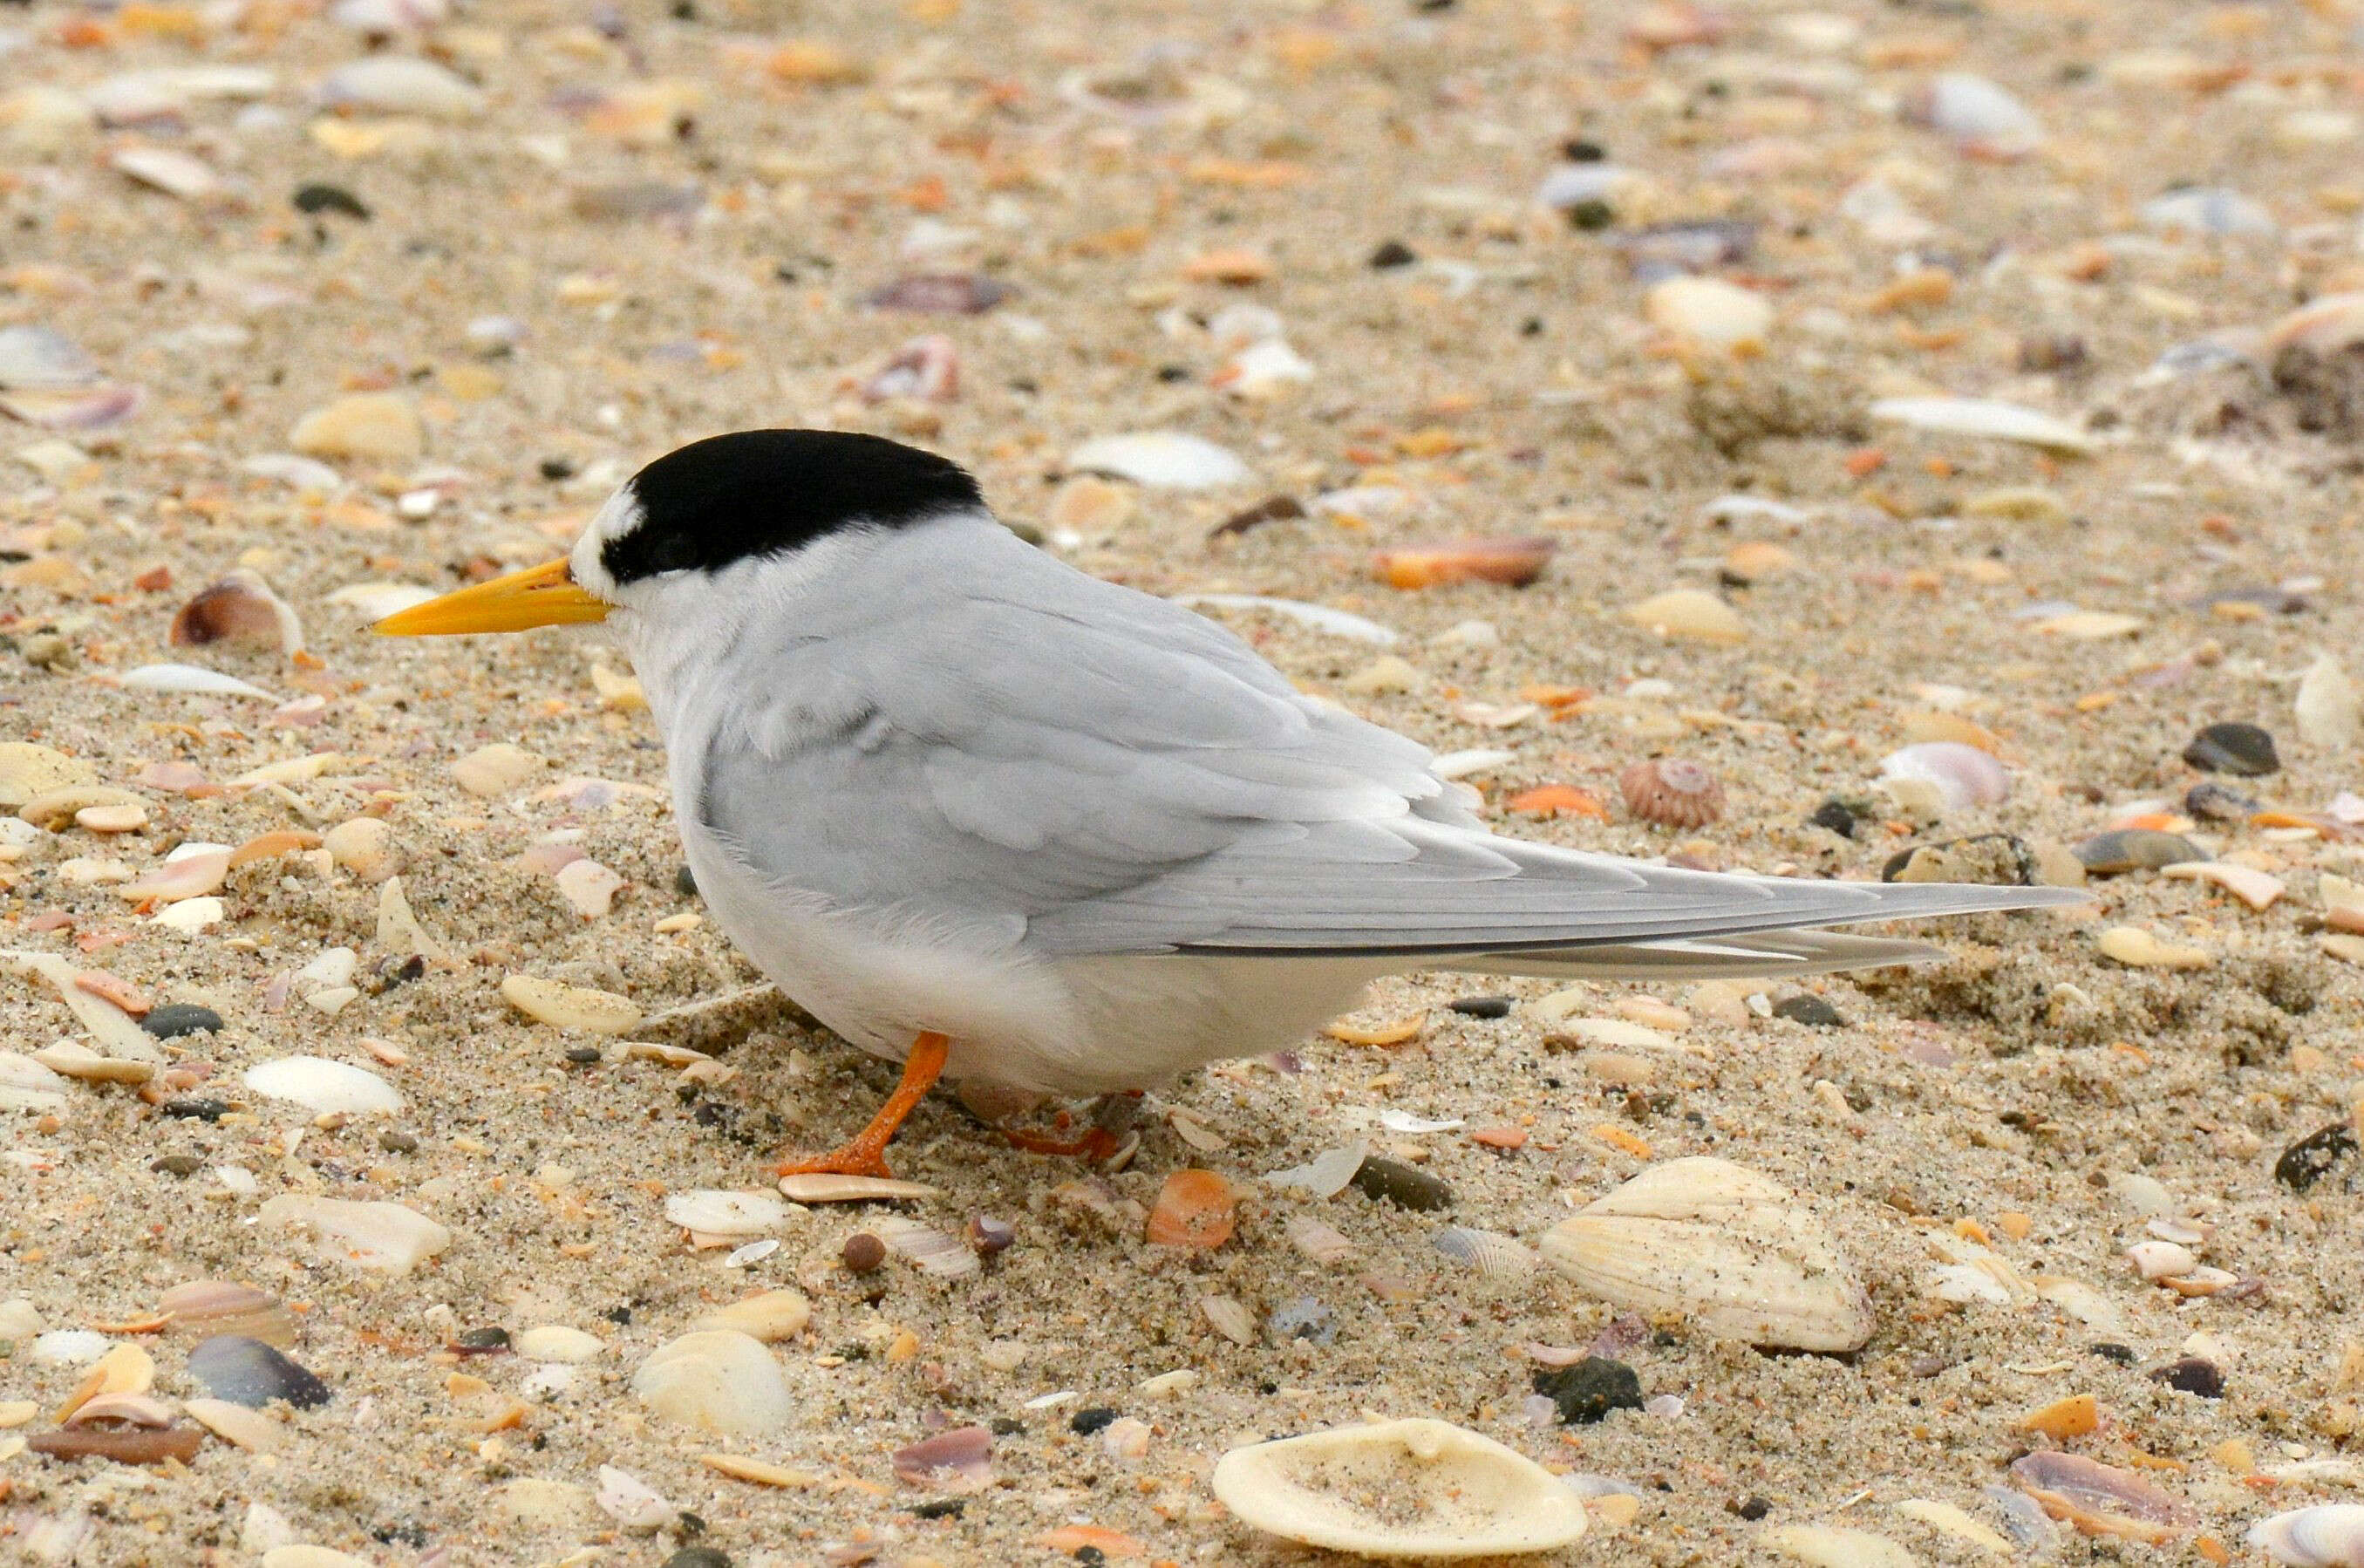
[1620,758,1725,828]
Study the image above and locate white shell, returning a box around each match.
[630,1329,792,1437]
[2296,654,2360,749]
[319,56,486,119]
[1908,72,2042,153]
[1067,431,1250,489]
[1211,1418,1587,1559]
[500,974,642,1035]
[774,1173,940,1203]
[1879,742,2010,810]
[871,1216,979,1278]
[662,1190,790,1237]
[1537,1156,1875,1352]
[257,1196,451,1273]
[594,1465,677,1533]
[121,664,276,699]
[2251,1504,2364,1567]
[687,1288,811,1343]
[1869,397,2095,454]
[242,1057,402,1116]
[1766,1524,1923,1568]
[1270,1142,1368,1197]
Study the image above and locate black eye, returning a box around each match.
[643,531,701,573]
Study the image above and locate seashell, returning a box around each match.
[2098,926,2211,971]
[1146,1169,1236,1250]
[288,392,423,462]
[1172,593,1399,645]
[1765,1525,1920,1568]
[858,334,958,404]
[72,803,145,833]
[326,582,435,621]
[5,951,161,1062]
[1644,276,1774,349]
[1432,1226,1538,1279]
[1620,758,1724,828]
[892,1423,994,1488]
[1892,1499,2015,1557]
[663,1190,789,1238]
[631,1329,792,1437]
[20,786,145,831]
[2127,1239,2196,1280]
[451,741,546,797]
[158,1281,296,1348]
[120,664,276,699]
[31,1040,151,1085]
[1212,1417,1587,1558]
[1722,539,1795,582]
[1432,749,1516,780]
[2182,720,2279,777]
[501,974,642,1034]
[0,1052,70,1111]
[554,858,626,918]
[688,1289,812,1344]
[1625,588,1747,644]
[2296,655,2360,749]
[2009,1451,2194,1543]
[1903,72,2043,156]
[187,1336,330,1409]
[2018,1393,2101,1440]
[1198,1293,1258,1346]
[1536,163,1640,211]
[2250,1504,2364,1567]
[0,742,97,808]
[319,56,486,119]
[0,325,98,390]
[865,274,1008,314]
[28,1423,203,1464]
[2159,859,2283,911]
[257,1196,452,1274]
[183,1397,282,1453]
[1215,337,1314,399]
[775,1173,939,1204]
[1879,742,2009,811]
[30,1329,110,1366]
[153,895,227,932]
[1285,1216,1356,1264]
[1539,1156,1873,1352]
[242,1057,401,1116]
[512,1326,601,1363]
[870,1215,980,1278]
[1870,397,2094,454]
[2269,293,2364,357]
[1068,431,1250,489]
[111,146,220,200]
[170,571,302,654]
[319,817,398,883]
[2141,187,2276,241]
[594,1465,677,1533]
[2074,828,2201,874]
[1372,537,1557,591]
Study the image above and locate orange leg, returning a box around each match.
[999,1090,1141,1162]
[774,1031,950,1180]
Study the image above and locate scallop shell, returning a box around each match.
[2249,1504,2364,1567]
[1537,1156,1875,1352]
[1431,1226,1539,1280]
[1620,758,1725,828]
[1211,1417,1587,1559]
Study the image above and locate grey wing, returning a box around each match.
[699,520,2085,965]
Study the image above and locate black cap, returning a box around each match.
[601,429,984,584]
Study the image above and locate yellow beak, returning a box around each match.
[372,558,611,636]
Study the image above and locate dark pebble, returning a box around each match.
[1771,994,1843,1028]
[160,1097,229,1121]
[292,181,371,220]
[1563,139,1606,161]
[2182,721,2279,777]
[966,1215,1015,1257]
[562,1046,602,1065]
[1368,239,1418,269]
[1069,1407,1119,1435]
[1808,799,1856,838]
[661,1551,732,1568]
[1208,494,1308,538]
[378,1130,418,1154]
[675,864,698,897]
[2151,1357,2224,1398]
[1566,198,1615,231]
[841,1232,887,1273]
[910,1498,966,1520]
[539,456,576,481]
[1076,1550,1107,1567]
[2183,781,2262,821]
[1448,995,1514,1019]
[450,1327,511,1354]
[1532,1357,1644,1424]
[988,1415,1025,1435]
[1267,1296,1337,1346]
[2274,1122,2356,1192]
[2090,1341,2137,1365]
[2074,828,2204,875]
[1349,1156,1454,1211]
[188,1334,332,1408]
[149,1154,202,1177]
[140,1003,222,1039]
[1732,1496,1773,1521]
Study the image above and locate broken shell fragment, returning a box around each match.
[256,1196,451,1274]
[1879,743,2009,811]
[1620,758,1725,828]
[630,1330,793,1438]
[170,571,303,655]
[1624,589,1747,644]
[1538,1156,1874,1352]
[157,1280,296,1348]
[500,974,642,1034]
[1371,538,1557,591]
[1211,1417,1587,1558]
[2009,1451,2194,1543]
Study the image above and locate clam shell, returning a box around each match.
[1537,1156,1874,1352]
[870,1216,980,1278]
[1765,1524,1920,1568]
[1211,1417,1587,1558]
[157,1280,295,1347]
[1432,1226,1539,1280]
[630,1329,792,1437]
[2250,1504,2364,1567]
[1067,431,1249,489]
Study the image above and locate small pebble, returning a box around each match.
[2150,1357,2224,1398]
[2273,1124,2355,1191]
[842,1233,887,1273]
[1771,995,1843,1028]
[1533,1358,1645,1424]
[140,1003,222,1039]
[2182,722,2280,777]
[1349,1156,1454,1211]
[2074,829,2204,875]
[1448,996,1514,1019]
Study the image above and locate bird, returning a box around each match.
[378,428,2084,1178]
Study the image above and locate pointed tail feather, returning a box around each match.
[1445,929,1951,982]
